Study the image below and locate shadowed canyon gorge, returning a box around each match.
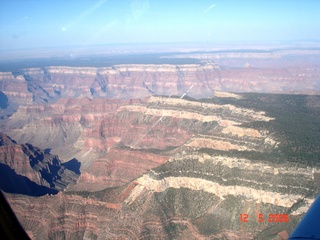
[0,49,320,239]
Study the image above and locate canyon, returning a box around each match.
[0,132,79,196]
[0,49,320,239]
[1,49,320,107]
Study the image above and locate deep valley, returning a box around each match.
[0,48,320,239]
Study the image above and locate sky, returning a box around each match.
[1,0,320,51]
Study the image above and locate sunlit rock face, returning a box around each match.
[0,57,320,239]
[2,94,277,191]
[2,91,320,239]
[0,59,320,106]
[0,133,79,196]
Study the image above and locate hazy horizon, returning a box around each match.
[1,0,320,54]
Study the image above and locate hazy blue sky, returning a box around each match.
[1,0,320,51]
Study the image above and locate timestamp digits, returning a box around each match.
[240,213,289,223]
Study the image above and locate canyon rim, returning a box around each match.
[0,46,320,239]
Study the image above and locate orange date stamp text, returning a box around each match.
[240,213,289,223]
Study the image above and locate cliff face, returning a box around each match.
[0,60,319,107]
[1,52,320,238]
[5,149,319,239]
[2,94,277,191]
[3,92,320,239]
[0,133,79,196]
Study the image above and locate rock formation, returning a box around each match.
[0,133,79,196]
[2,92,320,239]
[0,49,320,239]
[1,55,320,107]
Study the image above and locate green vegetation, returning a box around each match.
[202,93,320,166]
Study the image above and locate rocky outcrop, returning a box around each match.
[6,148,318,239]
[1,64,320,239]
[3,92,320,239]
[1,56,320,107]
[2,94,279,192]
[0,72,33,104]
[72,148,169,192]
[0,133,79,196]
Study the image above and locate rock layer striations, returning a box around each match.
[1,60,320,106]
[3,92,320,239]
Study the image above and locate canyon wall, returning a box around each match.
[0,133,79,196]
[2,94,278,191]
[2,92,320,239]
[1,52,320,239]
[1,60,320,107]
